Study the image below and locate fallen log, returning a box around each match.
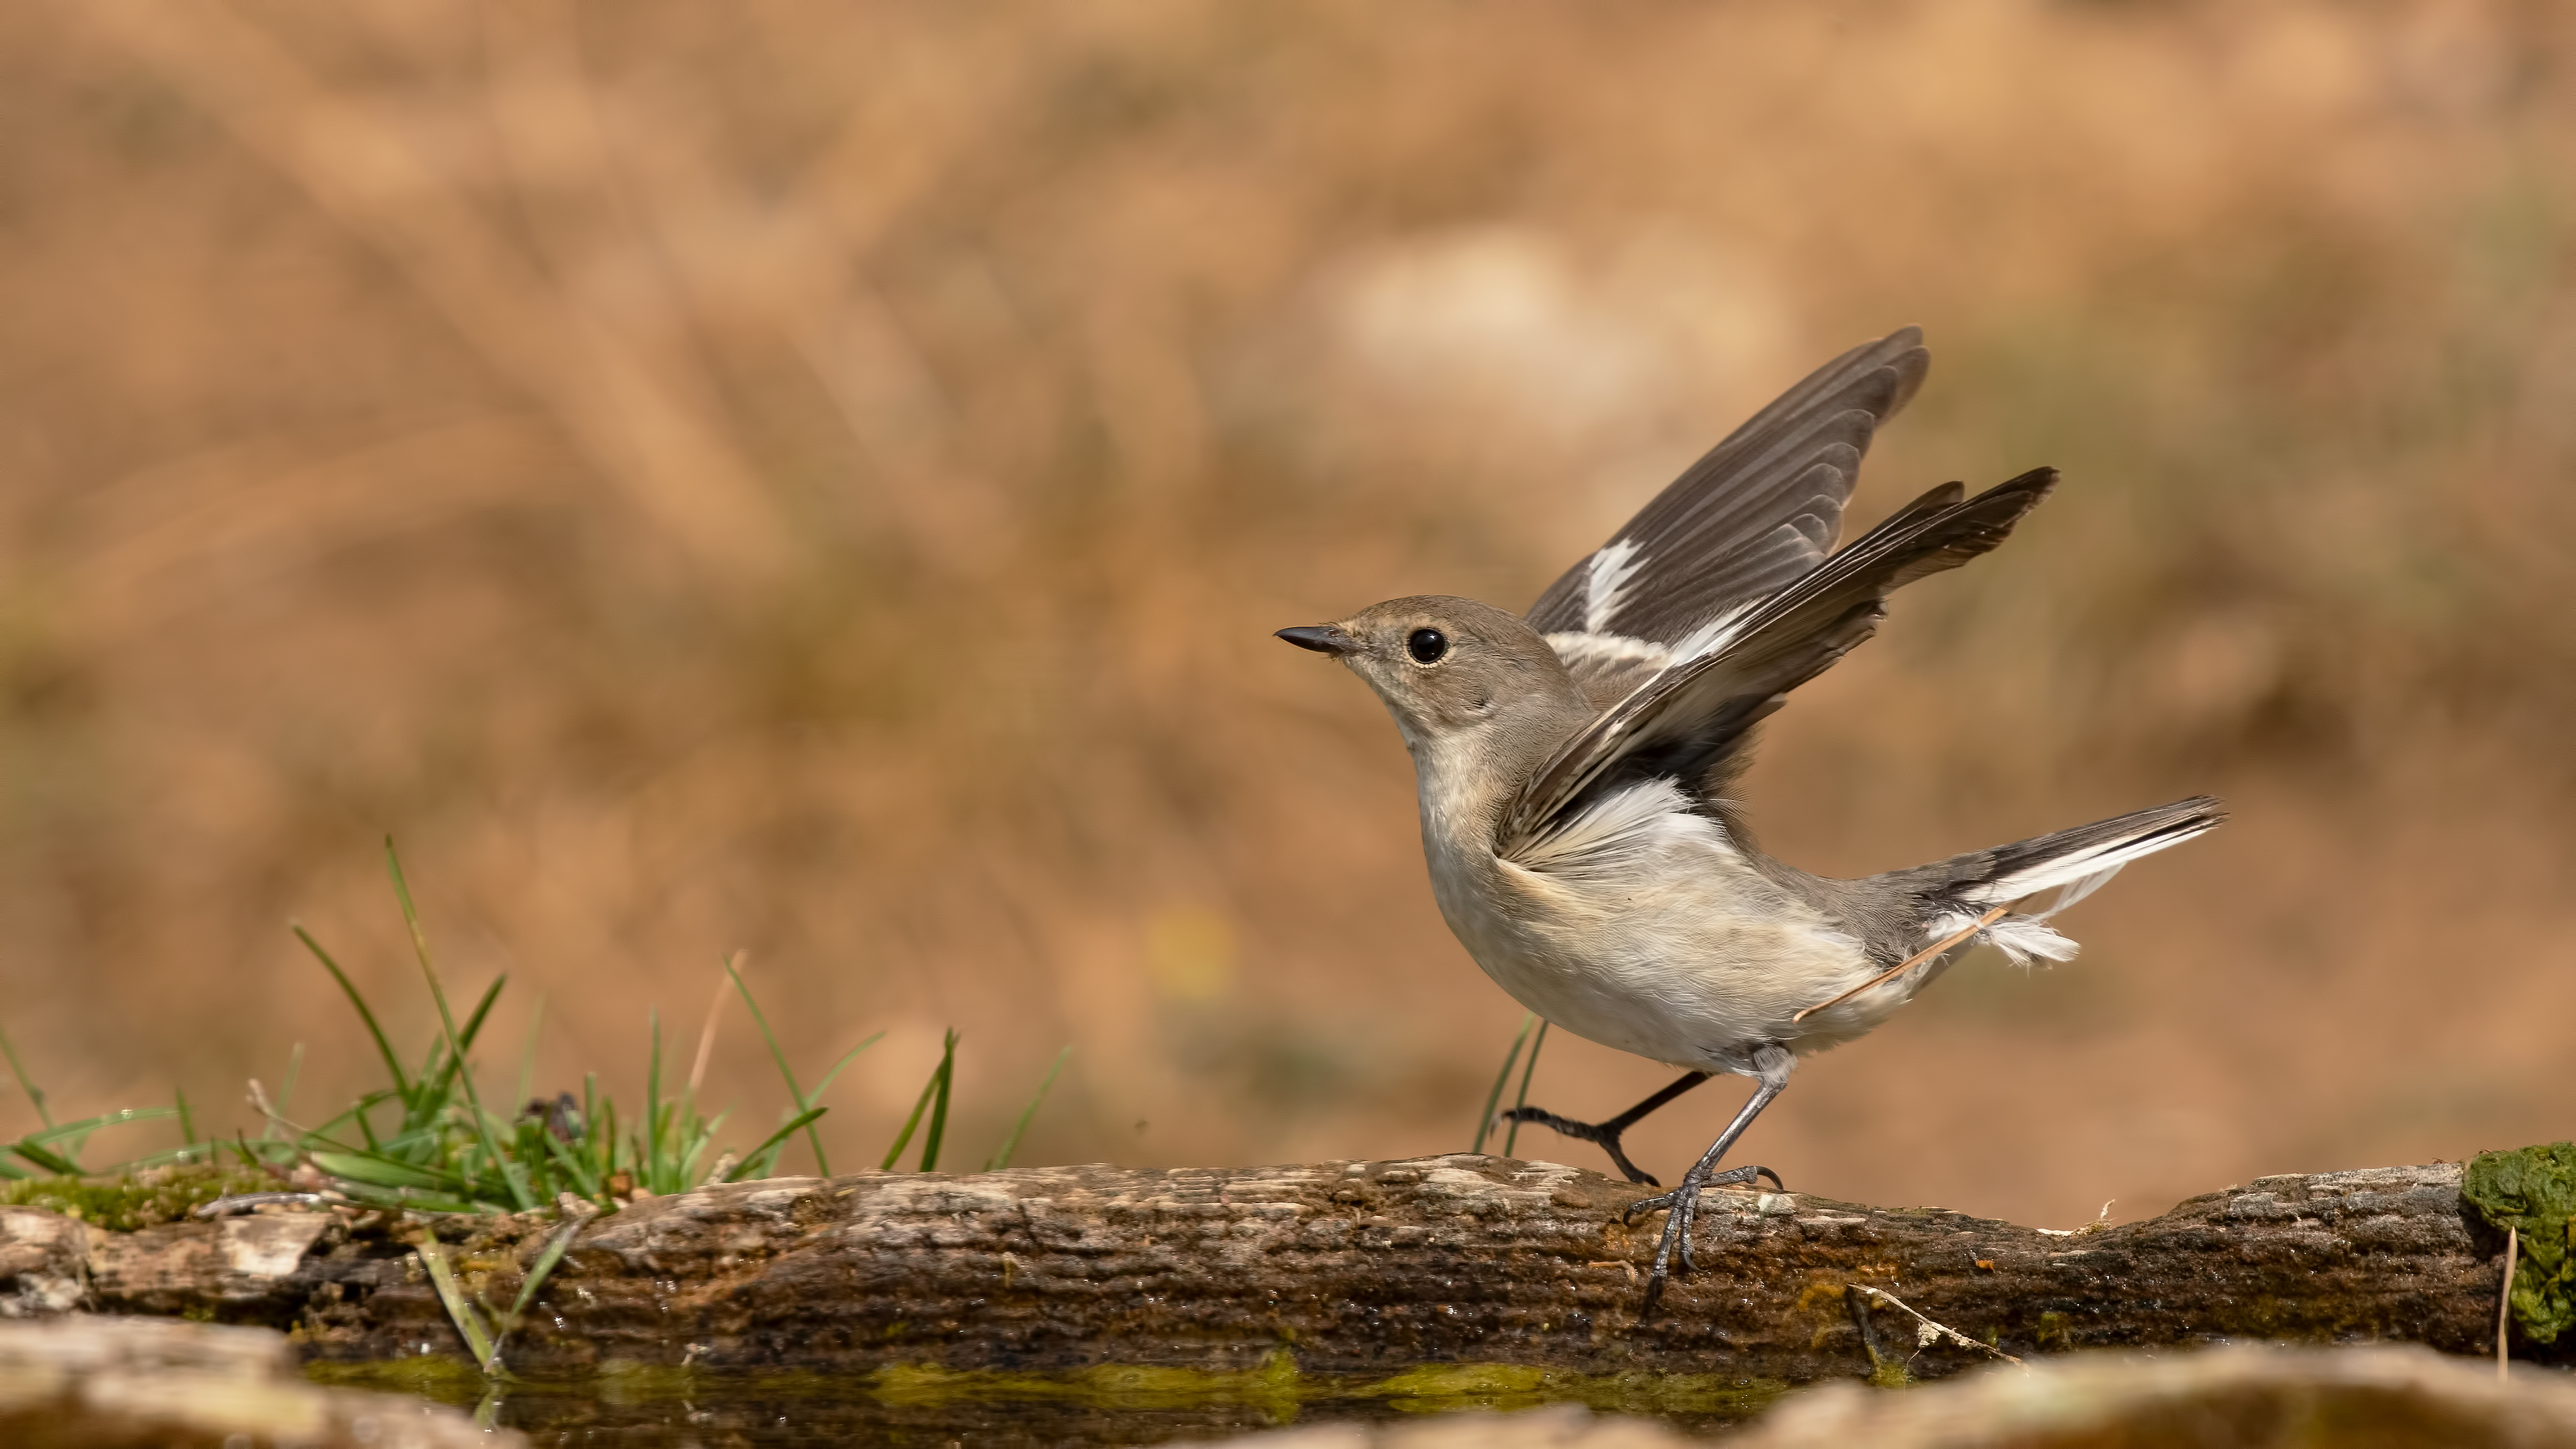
[0,1157,2544,1383]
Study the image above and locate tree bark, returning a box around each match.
[0,1157,2534,1381]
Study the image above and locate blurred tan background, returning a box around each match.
[1,0,2570,1228]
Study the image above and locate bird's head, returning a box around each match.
[1276,596,1589,755]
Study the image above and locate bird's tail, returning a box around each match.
[1926,796,2225,965]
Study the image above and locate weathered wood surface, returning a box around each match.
[0,1156,2535,1380]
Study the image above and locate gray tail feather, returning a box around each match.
[1943,796,2226,908]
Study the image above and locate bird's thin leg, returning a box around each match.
[1620,1057,1790,1316]
[1501,1070,1713,1185]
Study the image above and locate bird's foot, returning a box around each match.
[1500,1106,1661,1185]
[1621,1163,1786,1315]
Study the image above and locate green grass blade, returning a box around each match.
[722,958,828,1175]
[410,1036,449,1114]
[419,972,508,1105]
[350,1091,386,1151]
[278,1042,305,1125]
[298,1099,373,1146]
[21,1106,176,1150]
[985,1046,1070,1171]
[515,998,545,1122]
[4,1099,184,1173]
[1502,1020,1550,1158]
[1470,1014,1534,1155]
[594,1089,619,1183]
[294,922,411,1095]
[107,1140,222,1171]
[729,1107,827,1182]
[7,1139,80,1175]
[804,1032,885,1108]
[918,1030,957,1173]
[174,1088,196,1150]
[0,1025,53,1131]
[337,1184,484,1214]
[505,1118,551,1200]
[384,837,530,1212]
[649,1104,705,1196]
[582,1074,608,1181]
[116,1140,223,1169]
[644,1009,665,1188]
[455,973,506,1058]
[311,1149,463,1193]
[489,1214,588,1371]
[535,1128,602,1202]
[417,1241,497,1368]
[879,1073,937,1171]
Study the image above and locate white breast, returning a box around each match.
[1418,776,1871,1071]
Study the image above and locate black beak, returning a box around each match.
[1276,625,1364,657]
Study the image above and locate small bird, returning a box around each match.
[1277,327,2220,1310]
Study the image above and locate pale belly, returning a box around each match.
[1427,822,1878,1073]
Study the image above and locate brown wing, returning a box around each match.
[1526,327,1929,645]
[1503,470,2057,859]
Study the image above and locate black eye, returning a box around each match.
[1407,628,1449,663]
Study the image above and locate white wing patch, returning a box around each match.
[1509,777,1699,877]
[1543,630,1677,711]
[1666,596,1764,663]
[1582,539,1647,633]
[1543,631,1675,672]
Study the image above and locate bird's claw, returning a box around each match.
[1500,1105,1660,1185]
[1621,1163,1782,1222]
[1622,1163,1786,1315]
[1620,1187,1677,1226]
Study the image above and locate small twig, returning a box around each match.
[245,1078,285,1136]
[244,1078,324,1146]
[1796,903,2012,1022]
[2038,1199,2115,1238]
[2500,1224,2519,1381]
[1847,1283,2024,1367]
[1845,1284,1900,1376]
[688,954,739,1100]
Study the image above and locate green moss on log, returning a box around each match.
[0,1163,276,1232]
[2463,1143,2576,1345]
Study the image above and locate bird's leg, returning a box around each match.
[1619,1051,1790,1316]
[1501,1070,1712,1185]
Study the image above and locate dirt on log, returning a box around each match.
[0,1157,2536,1380]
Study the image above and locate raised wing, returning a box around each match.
[1527,327,1930,654]
[1537,466,1980,710]
[1501,469,2058,860]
